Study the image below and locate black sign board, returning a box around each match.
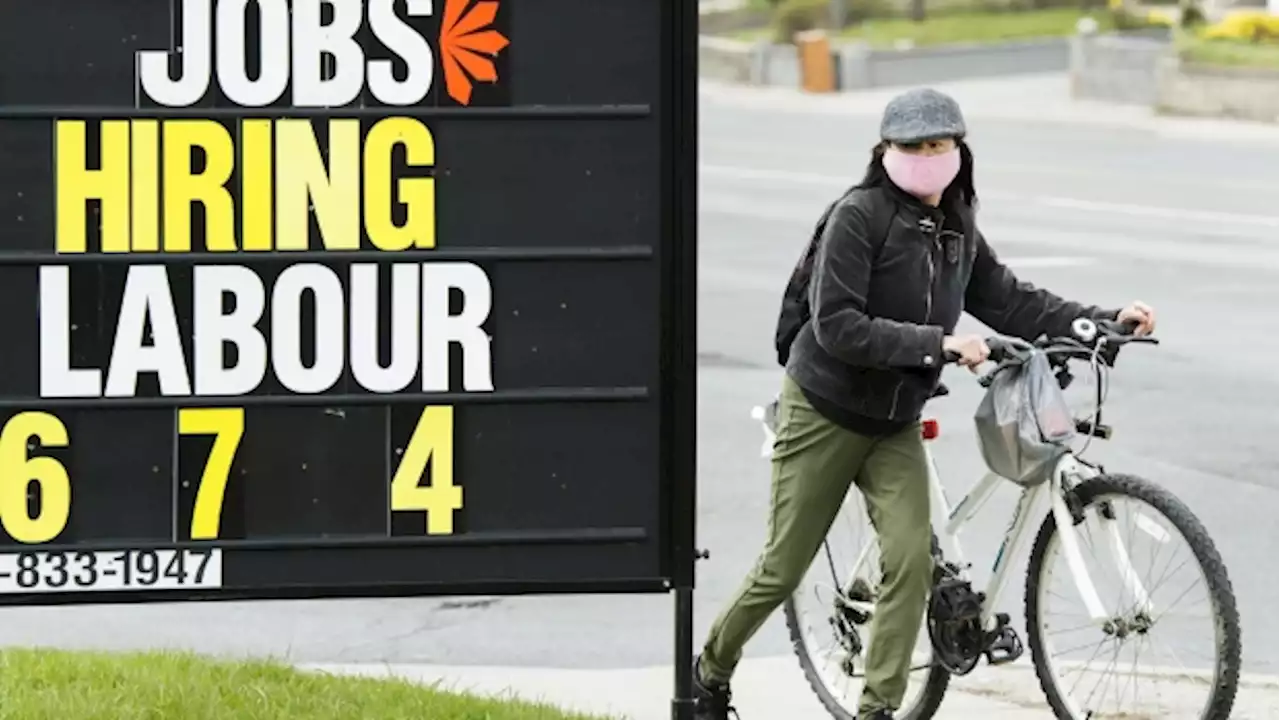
[0,0,697,609]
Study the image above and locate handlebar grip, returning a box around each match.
[986,337,1013,364]
[1097,317,1140,336]
[943,338,1012,365]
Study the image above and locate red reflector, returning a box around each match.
[921,419,940,440]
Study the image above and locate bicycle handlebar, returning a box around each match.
[942,317,1157,368]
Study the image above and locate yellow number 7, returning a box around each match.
[391,406,461,535]
[178,408,244,540]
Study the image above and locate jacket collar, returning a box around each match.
[882,181,945,220]
[881,182,974,233]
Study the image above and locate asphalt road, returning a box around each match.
[1,81,1276,689]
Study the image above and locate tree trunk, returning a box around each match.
[829,0,848,30]
[910,0,926,22]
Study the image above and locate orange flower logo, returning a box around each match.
[439,0,510,106]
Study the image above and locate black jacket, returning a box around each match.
[782,182,1119,426]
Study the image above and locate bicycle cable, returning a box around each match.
[1072,338,1108,458]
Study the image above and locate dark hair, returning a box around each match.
[855,138,977,210]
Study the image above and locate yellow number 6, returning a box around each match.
[179,408,244,540]
[391,406,461,535]
[0,412,71,544]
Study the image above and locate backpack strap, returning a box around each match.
[773,188,897,367]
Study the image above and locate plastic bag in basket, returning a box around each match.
[973,350,1077,487]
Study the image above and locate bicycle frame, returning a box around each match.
[839,438,1155,632]
[752,385,1159,634]
[927,445,1099,631]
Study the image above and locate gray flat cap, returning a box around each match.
[879,87,966,144]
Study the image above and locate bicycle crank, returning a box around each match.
[927,574,987,675]
[926,568,1025,674]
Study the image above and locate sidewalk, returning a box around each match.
[298,655,1280,719]
[300,656,1026,718]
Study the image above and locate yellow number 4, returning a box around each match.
[391,406,461,535]
[179,408,244,540]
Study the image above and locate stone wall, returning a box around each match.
[1069,30,1279,123]
[1156,58,1280,122]
[1068,32,1169,105]
[696,35,1077,89]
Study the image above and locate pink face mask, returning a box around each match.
[882,147,961,199]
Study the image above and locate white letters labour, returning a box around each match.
[38,262,494,399]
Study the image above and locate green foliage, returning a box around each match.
[771,0,832,42]
[844,0,904,22]
[1108,6,1169,31]
[1179,1,1207,30]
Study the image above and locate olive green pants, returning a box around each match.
[698,374,934,715]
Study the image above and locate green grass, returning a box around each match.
[844,7,1115,47]
[0,648,615,720]
[1179,34,1279,68]
[734,7,1117,47]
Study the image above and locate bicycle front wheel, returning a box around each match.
[1025,473,1241,720]
[782,482,950,720]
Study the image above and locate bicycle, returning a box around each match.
[752,318,1241,720]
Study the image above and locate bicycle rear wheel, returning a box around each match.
[782,483,950,720]
[1025,473,1241,720]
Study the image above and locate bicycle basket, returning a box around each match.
[973,349,1076,488]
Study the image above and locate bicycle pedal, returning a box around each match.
[983,625,1024,666]
[842,578,874,625]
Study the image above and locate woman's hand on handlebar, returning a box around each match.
[1116,300,1156,337]
[942,334,990,373]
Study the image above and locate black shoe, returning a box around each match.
[858,710,894,720]
[691,655,738,719]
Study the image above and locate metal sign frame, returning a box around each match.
[0,0,697,715]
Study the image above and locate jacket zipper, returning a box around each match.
[925,226,939,324]
[890,218,941,421]
[892,223,941,420]
[931,220,942,320]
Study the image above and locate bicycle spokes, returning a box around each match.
[784,486,943,718]
[1031,489,1231,719]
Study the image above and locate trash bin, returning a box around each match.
[795,30,835,93]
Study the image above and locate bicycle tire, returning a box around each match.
[1024,473,1241,720]
[782,580,951,719]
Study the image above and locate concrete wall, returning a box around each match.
[699,35,762,85]
[1068,31,1279,123]
[1156,58,1280,122]
[839,38,1070,89]
[697,34,1076,89]
[1068,33,1169,105]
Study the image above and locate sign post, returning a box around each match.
[0,0,697,716]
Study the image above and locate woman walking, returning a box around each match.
[691,87,1156,720]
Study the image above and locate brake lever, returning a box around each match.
[1095,333,1158,367]
[976,358,1020,388]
